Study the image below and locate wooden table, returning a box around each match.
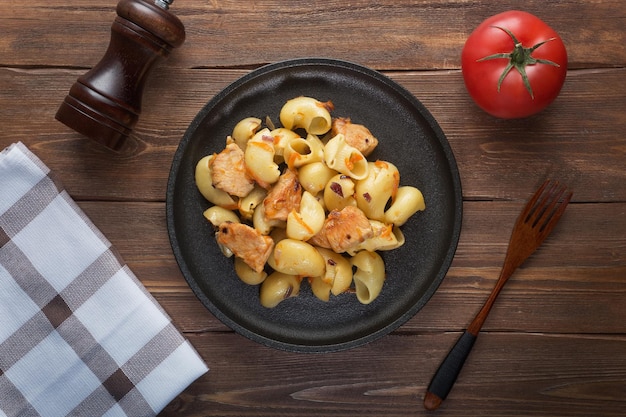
[2,1,625,415]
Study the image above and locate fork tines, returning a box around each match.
[524,180,573,233]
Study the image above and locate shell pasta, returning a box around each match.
[194,96,426,308]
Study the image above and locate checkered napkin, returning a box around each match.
[0,143,208,417]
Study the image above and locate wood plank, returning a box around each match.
[157,332,626,416]
[1,67,625,202]
[2,1,625,70]
[2,3,624,417]
[77,201,626,334]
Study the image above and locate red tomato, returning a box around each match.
[462,11,568,118]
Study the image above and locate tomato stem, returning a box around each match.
[477,26,560,99]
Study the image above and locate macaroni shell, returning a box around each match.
[316,247,353,296]
[270,128,300,161]
[234,256,267,285]
[260,272,301,308]
[346,220,401,255]
[324,134,369,180]
[279,96,333,135]
[231,117,262,151]
[309,276,332,302]
[323,174,357,212]
[284,134,325,169]
[351,250,386,305]
[268,239,326,277]
[286,191,325,241]
[252,202,285,235]
[238,185,267,220]
[355,161,399,221]
[244,128,281,187]
[384,186,426,226]
[297,162,337,195]
[203,206,240,227]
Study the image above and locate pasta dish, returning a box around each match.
[194,96,426,308]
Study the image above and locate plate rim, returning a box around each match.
[166,57,463,352]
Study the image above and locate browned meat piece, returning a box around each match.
[318,206,373,253]
[216,222,274,273]
[210,142,255,197]
[331,117,379,157]
[263,169,302,222]
[308,227,332,249]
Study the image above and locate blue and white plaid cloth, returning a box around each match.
[0,142,208,417]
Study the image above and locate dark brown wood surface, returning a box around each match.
[2,1,625,416]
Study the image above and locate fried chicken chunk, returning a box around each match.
[311,206,373,253]
[263,169,302,222]
[331,117,379,157]
[216,222,274,273]
[210,142,255,197]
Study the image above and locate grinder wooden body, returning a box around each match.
[56,0,185,151]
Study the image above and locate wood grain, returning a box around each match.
[2,1,625,70]
[1,1,625,416]
[2,67,625,202]
[156,332,626,417]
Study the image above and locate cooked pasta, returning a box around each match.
[316,247,353,296]
[297,162,337,195]
[194,96,426,308]
[203,206,240,227]
[351,251,385,305]
[252,201,285,236]
[324,134,369,180]
[384,186,426,226]
[279,96,333,135]
[284,133,325,169]
[355,161,399,221]
[270,128,300,162]
[234,256,267,285]
[309,276,332,302]
[259,272,301,308]
[238,185,267,220]
[231,117,261,151]
[244,129,281,187]
[286,191,325,241]
[323,174,357,212]
[268,238,326,277]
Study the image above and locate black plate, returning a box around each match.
[166,58,462,352]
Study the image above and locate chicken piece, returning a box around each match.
[308,227,332,249]
[209,142,255,197]
[317,206,373,253]
[263,169,302,222]
[216,222,274,273]
[331,117,379,157]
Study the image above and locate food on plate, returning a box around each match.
[244,129,281,188]
[216,222,274,274]
[331,117,379,157]
[195,96,426,307]
[351,250,385,305]
[259,272,301,308]
[279,96,334,135]
[195,155,238,209]
[461,10,567,118]
[323,134,369,180]
[311,206,374,254]
[210,142,255,197]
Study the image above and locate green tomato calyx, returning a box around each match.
[477,26,560,99]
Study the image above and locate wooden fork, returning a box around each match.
[423,180,573,411]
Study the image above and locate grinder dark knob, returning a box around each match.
[55,0,185,151]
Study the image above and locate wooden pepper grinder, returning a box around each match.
[55,0,185,151]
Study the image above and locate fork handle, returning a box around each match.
[423,331,477,410]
